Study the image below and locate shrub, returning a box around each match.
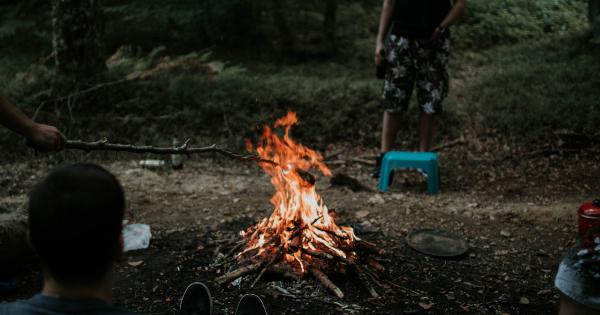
[469,34,600,139]
[453,0,588,49]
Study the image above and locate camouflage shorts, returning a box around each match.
[382,31,450,114]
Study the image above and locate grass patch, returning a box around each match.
[468,33,600,140]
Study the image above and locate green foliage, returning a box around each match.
[469,35,600,139]
[0,1,51,52]
[454,0,588,48]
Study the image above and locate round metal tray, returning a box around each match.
[406,228,469,258]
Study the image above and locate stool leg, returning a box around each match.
[379,164,390,192]
[427,162,440,194]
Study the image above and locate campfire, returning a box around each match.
[215,112,387,299]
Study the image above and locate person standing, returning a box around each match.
[372,0,466,177]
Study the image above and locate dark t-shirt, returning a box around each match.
[0,294,138,315]
[393,0,452,39]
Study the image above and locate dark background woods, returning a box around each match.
[0,0,598,156]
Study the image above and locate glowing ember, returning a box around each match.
[239,112,359,274]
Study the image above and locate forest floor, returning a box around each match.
[1,136,597,315]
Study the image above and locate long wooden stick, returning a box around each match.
[65,138,277,165]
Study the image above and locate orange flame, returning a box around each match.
[240,112,358,274]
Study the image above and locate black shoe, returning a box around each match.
[371,153,385,178]
[180,282,213,315]
[235,294,267,315]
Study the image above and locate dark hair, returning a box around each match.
[28,163,125,285]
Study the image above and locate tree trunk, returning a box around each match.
[271,0,293,50]
[591,0,600,37]
[52,0,106,81]
[323,0,338,51]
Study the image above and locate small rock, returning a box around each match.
[355,210,370,219]
[368,194,385,205]
[360,220,379,233]
[500,230,511,237]
[391,193,405,200]
[519,297,530,305]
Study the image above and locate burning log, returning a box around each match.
[213,112,386,299]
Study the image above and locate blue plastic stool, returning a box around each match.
[378,151,440,194]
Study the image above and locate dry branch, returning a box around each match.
[431,136,467,152]
[354,240,386,256]
[311,268,344,299]
[302,248,335,261]
[366,258,385,273]
[352,265,380,299]
[65,138,277,166]
[251,248,283,287]
[215,262,264,286]
[268,263,300,281]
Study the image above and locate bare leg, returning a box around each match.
[381,111,402,153]
[419,113,437,152]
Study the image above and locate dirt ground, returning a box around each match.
[0,140,597,314]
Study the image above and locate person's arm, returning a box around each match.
[430,0,467,41]
[0,95,65,151]
[375,0,396,66]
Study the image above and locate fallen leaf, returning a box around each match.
[128,260,144,267]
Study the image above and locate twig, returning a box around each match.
[302,248,336,261]
[324,149,346,161]
[366,257,385,273]
[311,268,344,299]
[215,262,264,286]
[65,138,277,166]
[353,240,386,256]
[352,265,379,299]
[349,157,375,166]
[251,247,282,287]
[224,240,245,259]
[431,136,467,152]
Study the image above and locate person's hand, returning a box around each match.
[26,123,65,152]
[374,40,385,66]
[426,26,444,44]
